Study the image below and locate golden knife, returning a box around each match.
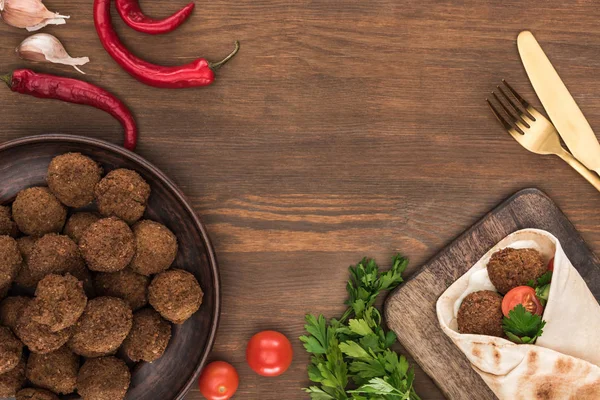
[517,31,600,174]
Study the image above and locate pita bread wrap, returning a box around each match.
[437,229,600,399]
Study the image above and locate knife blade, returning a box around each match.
[517,30,600,173]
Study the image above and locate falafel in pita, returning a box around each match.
[437,229,600,399]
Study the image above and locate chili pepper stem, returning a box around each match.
[209,41,240,71]
[0,74,12,88]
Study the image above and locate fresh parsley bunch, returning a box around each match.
[300,255,421,400]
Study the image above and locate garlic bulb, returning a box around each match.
[0,0,69,31]
[16,33,90,74]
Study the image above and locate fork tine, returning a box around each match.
[487,98,517,132]
[502,80,536,121]
[494,88,530,129]
[485,97,527,135]
[502,80,529,107]
[491,92,527,133]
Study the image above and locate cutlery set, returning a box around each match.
[488,31,600,190]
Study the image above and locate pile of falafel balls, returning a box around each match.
[0,153,204,400]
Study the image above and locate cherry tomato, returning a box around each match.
[502,286,544,317]
[198,361,239,400]
[547,258,554,271]
[246,330,293,377]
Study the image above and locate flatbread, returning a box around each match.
[436,229,600,399]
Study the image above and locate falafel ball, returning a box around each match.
[26,346,78,394]
[129,220,178,276]
[0,326,23,374]
[79,218,135,273]
[14,236,38,289]
[47,153,102,208]
[65,261,95,298]
[28,234,84,280]
[12,188,67,236]
[15,303,72,354]
[69,297,132,358]
[457,290,504,337]
[0,357,25,397]
[17,388,60,400]
[32,274,87,332]
[16,237,36,262]
[63,212,100,244]
[24,234,93,296]
[148,269,203,324]
[122,308,171,362]
[487,247,547,294]
[77,357,130,400]
[95,169,150,225]
[0,296,31,331]
[0,235,22,296]
[0,206,18,237]
[94,268,149,310]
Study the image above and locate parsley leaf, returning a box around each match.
[301,255,420,400]
[525,279,535,288]
[301,314,331,354]
[348,357,386,383]
[349,377,401,395]
[384,331,397,349]
[304,386,336,399]
[345,255,407,320]
[339,341,370,360]
[536,271,552,286]
[359,334,381,354]
[527,271,552,288]
[348,319,374,336]
[502,304,546,344]
[525,270,552,305]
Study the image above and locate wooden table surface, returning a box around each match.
[1,1,600,399]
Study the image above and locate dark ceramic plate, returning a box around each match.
[0,135,220,400]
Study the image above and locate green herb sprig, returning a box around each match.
[300,255,421,400]
[526,270,552,288]
[526,270,552,306]
[502,304,546,344]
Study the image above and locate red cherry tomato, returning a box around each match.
[502,286,544,317]
[547,258,554,271]
[246,330,293,377]
[198,361,239,400]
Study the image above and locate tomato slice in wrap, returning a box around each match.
[501,286,544,317]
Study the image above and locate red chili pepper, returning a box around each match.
[116,0,195,35]
[94,0,239,88]
[1,69,137,150]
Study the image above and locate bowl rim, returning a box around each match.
[0,134,221,400]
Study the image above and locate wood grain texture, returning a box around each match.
[0,0,600,399]
[385,189,600,400]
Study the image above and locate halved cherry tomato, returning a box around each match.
[198,361,239,400]
[547,258,554,271]
[246,330,293,377]
[502,286,544,317]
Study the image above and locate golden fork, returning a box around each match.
[487,80,600,192]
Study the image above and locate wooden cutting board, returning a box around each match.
[384,188,600,400]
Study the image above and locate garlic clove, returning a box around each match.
[26,16,68,32]
[16,33,90,74]
[1,0,69,30]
